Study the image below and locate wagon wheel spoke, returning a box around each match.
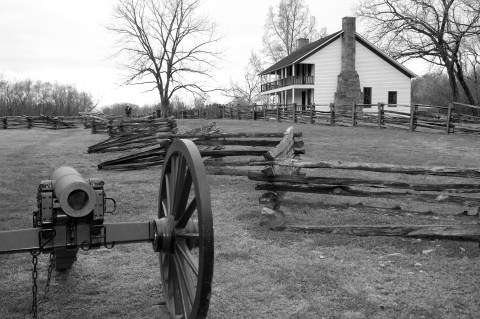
[172,156,187,208]
[161,172,172,217]
[175,241,199,277]
[173,169,192,223]
[173,253,195,307]
[176,196,196,229]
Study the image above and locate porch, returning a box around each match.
[260,63,315,93]
[260,75,314,92]
[264,88,314,106]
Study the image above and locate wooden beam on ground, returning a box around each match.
[245,159,480,179]
[255,182,480,206]
[247,171,480,192]
[153,131,303,140]
[194,139,304,148]
[273,224,480,241]
[200,149,269,157]
[205,167,250,176]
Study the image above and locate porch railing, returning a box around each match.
[260,75,314,92]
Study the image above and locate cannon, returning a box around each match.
[0,139,214,319]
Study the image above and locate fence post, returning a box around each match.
[377,103,385,129]
[329,103,335,126]
[276,104,280,122]
[352,102,357,127]
[409,104,417,132]
[107,118,114,134]
[293,103,297,123]
[446,103,453,134]
[310,103,315,124]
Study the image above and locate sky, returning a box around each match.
[0,0,428,107]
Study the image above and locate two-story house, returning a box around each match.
[259,17,416,109]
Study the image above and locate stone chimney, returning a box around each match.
[334,17,362,109]
[296,38,309,50]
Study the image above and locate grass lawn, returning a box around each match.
[0,119,479,319]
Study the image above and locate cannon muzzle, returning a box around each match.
[50,166,97,218]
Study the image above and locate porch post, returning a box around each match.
[293,103,297,123]
[310,103,315,124]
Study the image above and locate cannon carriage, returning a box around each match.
[0,139,214,319]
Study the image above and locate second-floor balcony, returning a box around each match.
[261,75,315,92]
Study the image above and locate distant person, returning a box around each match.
[125,105,132,117]
[156,108,161,118]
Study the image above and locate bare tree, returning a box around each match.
[354,0,480,104]
[193,94,207,110]
[225,52,264,105]
[109,0,222,117]
[461,35,480,104]
[412,73,453,106]
[0,76,95,116]
[261,0,326,63]
[0,74,8,116]
[170,95,188,112]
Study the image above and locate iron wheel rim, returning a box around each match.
[158,139,213,319]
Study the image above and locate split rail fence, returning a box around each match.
[245,151,480,241]
[175,102,480,135]
[89,122,305,171]
[1,115,80,129]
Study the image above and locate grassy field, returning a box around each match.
[1,119,479,319]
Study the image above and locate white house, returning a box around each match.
[259,17,416,110]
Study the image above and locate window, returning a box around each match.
[388,91,397,106]
[363,87,372,106]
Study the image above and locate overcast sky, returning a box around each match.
[0,0,426,107]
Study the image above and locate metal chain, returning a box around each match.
[31,253,39,319]
[43,252,55,298]
[31,251,55,319]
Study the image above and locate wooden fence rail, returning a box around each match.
[175,102,480,135]
[1,115,79,129]
[247,151,480,241]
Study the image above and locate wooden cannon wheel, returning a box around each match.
[153,139,214,319]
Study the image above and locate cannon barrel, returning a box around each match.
[50,166,96,218]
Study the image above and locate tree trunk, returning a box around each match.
[446,64,460,102]
[473,64,480,106]
[161,99,169,119]
[455,59,476,106]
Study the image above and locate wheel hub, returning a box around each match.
[152,216,175,253]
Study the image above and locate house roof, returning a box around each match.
[259,31,417,78]
[354,34,417,78]
[259,31,342,75]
